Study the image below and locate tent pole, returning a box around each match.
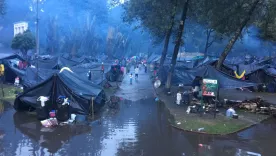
[1,75,4,97]
[91,97,94,119]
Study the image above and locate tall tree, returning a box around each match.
[122,0,181,66]
[0,0,4,16]
[159,0,178,67]
[11,30,36,57]
[256,0,276,42]
[46,16,59,54]
[165,0,190,90]
[216,0,261,69]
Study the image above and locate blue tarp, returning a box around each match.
[159,65,258,89]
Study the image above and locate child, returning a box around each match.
[135,66,139,79]
[130,73,133,84]
[144,64,147,73]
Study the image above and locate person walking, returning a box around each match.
[144,64,147,73]
[135,66,139,79]
[130,73,133,85]
[87,70,92,81]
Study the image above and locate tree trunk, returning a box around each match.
[204,29,211,55]
[165,0,190,91]
[159,27,173,67]
[159,2,177,67]
[216,0,260,69]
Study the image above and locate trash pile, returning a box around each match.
[224,97,276,115]
[37,95,79,128]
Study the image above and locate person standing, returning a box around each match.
[135,66,139,79]
[130,73,133,84]
[87,70,92,81]
[144,64,147,73]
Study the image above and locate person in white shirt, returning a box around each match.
[135,66,139,79]
[226,106,236,117]
[130,73,133,84]
[176,91,182,105]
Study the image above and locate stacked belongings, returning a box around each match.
[56,96,70,122]
[36,96,50,120]
[39,95,75,127]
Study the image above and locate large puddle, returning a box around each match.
[0,98,275,156]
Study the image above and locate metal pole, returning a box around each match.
[36,0,39,56]
[1,76,4,97]
[91,97,94,119]
[36,0,39,83]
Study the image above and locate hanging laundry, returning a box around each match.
[14,77,20,86]
[23,61,28,69]
[18,61,23,69]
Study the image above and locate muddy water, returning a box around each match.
[0,98,275,156]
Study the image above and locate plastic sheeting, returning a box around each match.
[159,65,258,89]
[148,54,161,63]
[265,68,276,77]
[32,56,93,69]
[22,67,58,88]
[71,63,111,85]
[237,63,267,75]
[15,70,106,115]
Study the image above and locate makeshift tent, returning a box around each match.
[32,57,59,69]
[0,53,26,83]
[245,68,275,84]
[13,112,91,153]
[14,70,106,115]
[71,63,112,86]
[147,54,161,63]
[106,65,124,82]
[195,57,237,75]
[237,63,267,75]
[22,67,58,88]
[32,55,93,69]
[159,65,258,89]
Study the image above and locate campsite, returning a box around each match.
[1,0,276,155]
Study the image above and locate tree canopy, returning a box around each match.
[256,0,276,41]
[11,30,36,56]
[0,0,5,16]
[122,0,181,43]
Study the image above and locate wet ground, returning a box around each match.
[0,68,276,156]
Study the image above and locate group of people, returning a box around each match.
[129,62,147,85]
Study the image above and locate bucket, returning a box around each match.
[49,110,56,118]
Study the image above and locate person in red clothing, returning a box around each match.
[18,61,23,69]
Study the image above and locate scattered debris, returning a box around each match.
[198,127,204,132]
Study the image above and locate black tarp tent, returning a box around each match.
[159,65,258,89]
[14,70,106,115]
[71,63,112,86]
[0,53,26,83]
[147,54,161,63]
[22,67,58,88]
[32,55,93,69]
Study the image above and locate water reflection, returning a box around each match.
[13,112,91,154]
[0,98,274,155]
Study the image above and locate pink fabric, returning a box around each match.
[121,67,124,73]
[18,61,23,69]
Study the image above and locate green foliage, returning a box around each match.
[256,0,276,41]
[0,0,5,16]
[122,0,181,43]
[11,30,36,55]
[191,0,258,36]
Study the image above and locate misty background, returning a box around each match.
[0,0,275,58]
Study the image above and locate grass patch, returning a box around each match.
[173,116,251,135]
[0,84,22,103]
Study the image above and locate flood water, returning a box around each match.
[0,98,275,156]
